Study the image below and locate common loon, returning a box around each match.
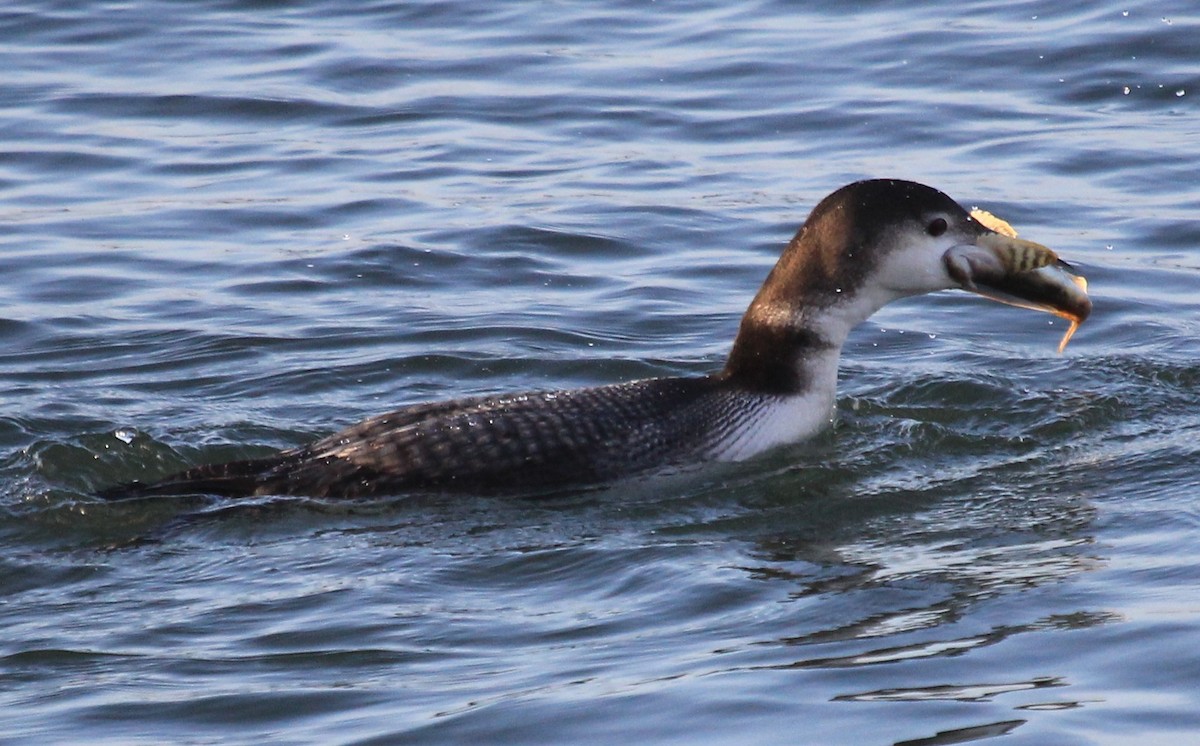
[98,179,1091,500]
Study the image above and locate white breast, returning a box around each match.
[708,389,836,461]
[708,348,841,461]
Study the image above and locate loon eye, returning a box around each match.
[926,217,948,237]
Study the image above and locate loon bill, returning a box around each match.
[98,179,1091,500]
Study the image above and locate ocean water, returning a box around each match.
[2,1,1199,743]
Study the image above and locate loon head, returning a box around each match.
[723,179,1091,393]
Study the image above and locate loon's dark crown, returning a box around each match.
[722,179,978,394]
[753,179,975,308]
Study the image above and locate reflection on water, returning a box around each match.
[3,0,1200,743]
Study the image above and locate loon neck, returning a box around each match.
[720,224,907,396]
[720,308,845,396]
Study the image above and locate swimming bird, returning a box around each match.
[98,179,1091,500]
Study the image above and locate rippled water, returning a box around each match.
[3,1,1199,743]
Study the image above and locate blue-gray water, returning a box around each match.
[2,2,1198,744]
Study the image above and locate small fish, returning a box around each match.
[969,207,1018,238]
[965,210,1089,353]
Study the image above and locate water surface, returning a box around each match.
[2,1,1199,744]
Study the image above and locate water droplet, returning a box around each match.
[1123,86,1131,95]
[1176,89,1186,97]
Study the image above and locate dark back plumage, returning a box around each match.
[102,377,778,499]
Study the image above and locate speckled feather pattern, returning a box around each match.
[255,378,781,497]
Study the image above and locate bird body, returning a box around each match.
[99,179,1091,500]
